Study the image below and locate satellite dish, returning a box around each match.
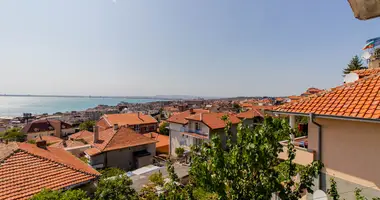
[362,51,371,60]
[313,190,327,200]
[344,72,359,84]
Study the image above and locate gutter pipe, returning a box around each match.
[309,113,323,190]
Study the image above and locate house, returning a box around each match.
[143,132,169,154]
[97,113,158,133]
[21,119,75,140]
[236,109,264,126]
[167,109,241,157]
[0,141,100,200]
[270,72,380,199]
[82,125,157,170]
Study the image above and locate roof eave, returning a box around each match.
[267,110,380,124]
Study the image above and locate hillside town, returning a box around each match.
[2,1,380,200]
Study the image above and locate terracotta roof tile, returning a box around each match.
[167,109,209,124]
[0,142,99,200]
[143,132,169,149]
[274,73,380,120]
[353,68,380,78]
[185,113,241,130]
[236,109,264,119]
[82,127,157,156]
[21,119,72,134]
[101,113,158,127]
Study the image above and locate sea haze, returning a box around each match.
[0,96,158,117]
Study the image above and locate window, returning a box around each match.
[135,125,140,132]
[195,122,200,130]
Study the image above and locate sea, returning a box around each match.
[0,96,160,117]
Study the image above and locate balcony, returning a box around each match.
[180,127,208,140]
[278,137,315,166]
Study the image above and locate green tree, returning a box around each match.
[149,171,165,187]
[79,120,96,131]
[190,117,323,200]
[175,147,185,158]
[95,175,138,200]
[99,167,125,179]
[232,103,242,113]
[159,121,169,135]
[343,55,367,75]
[1,127,26,142]
[30,189,61,200]
[31,189,89,200]
[327,178,340,200]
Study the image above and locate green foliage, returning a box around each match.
[149,171,165,187]
[355,188,366,200]
[192,187,218,200]
[79,120,96,131]
[232,103,242,113]
[95,175,138,200]
[79,156,89,164]
[159,121,169,136]
[99,167,125,179]
[31,189,89,200]
[190,117,323,200]
[28,140,36,144]
[175,147,185,158]
[327,178,340,200]
[31,189,61,200]
[343,55,367,75]
[1,127,26,142]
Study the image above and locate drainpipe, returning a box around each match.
[309,113,322,190]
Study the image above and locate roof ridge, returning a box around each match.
[102,127,120,151]
[18,147,99,177]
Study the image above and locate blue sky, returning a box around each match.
[0,1,379,97]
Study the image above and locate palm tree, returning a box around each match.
[343,55,367,75]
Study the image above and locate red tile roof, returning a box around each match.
[274,73,380,120]
[143,132,169,149]
[49,140,86,149]
[81,127,157,156]
[185,113,241,129]
[36,135,63,144]
[236,109,264,119]
[353,68,380,78]
[21,119,72,134]
[167,109,209,124]
[69,130,94,143]
[101,113,158,127]
[0,142,99,200]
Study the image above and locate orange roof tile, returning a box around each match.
[274,73,380,120]
[36,135,63,144]
[49,140,86,149]
[143,132,169,149]
[82,127,157,156]
[0,142,99,200]
[236,109,264,119]
[167,109,209,124]
[353,68,380,78]
[101,113,158,127]
[69,130,94,143]
[185,113,241,129]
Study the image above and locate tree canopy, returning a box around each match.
[189,117,323,200]
[343,55,367,75]
[95,174,138,200]
[0,127,26,142]
[79,120,96,131]
[159,121,169,135]
[31,189,89,200]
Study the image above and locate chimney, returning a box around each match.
[113,124,119,132]
[190,108,194,114]
[93,126,99,143]
[36,140,47,149]
[150,132,153,138]
[200,113,203,121]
